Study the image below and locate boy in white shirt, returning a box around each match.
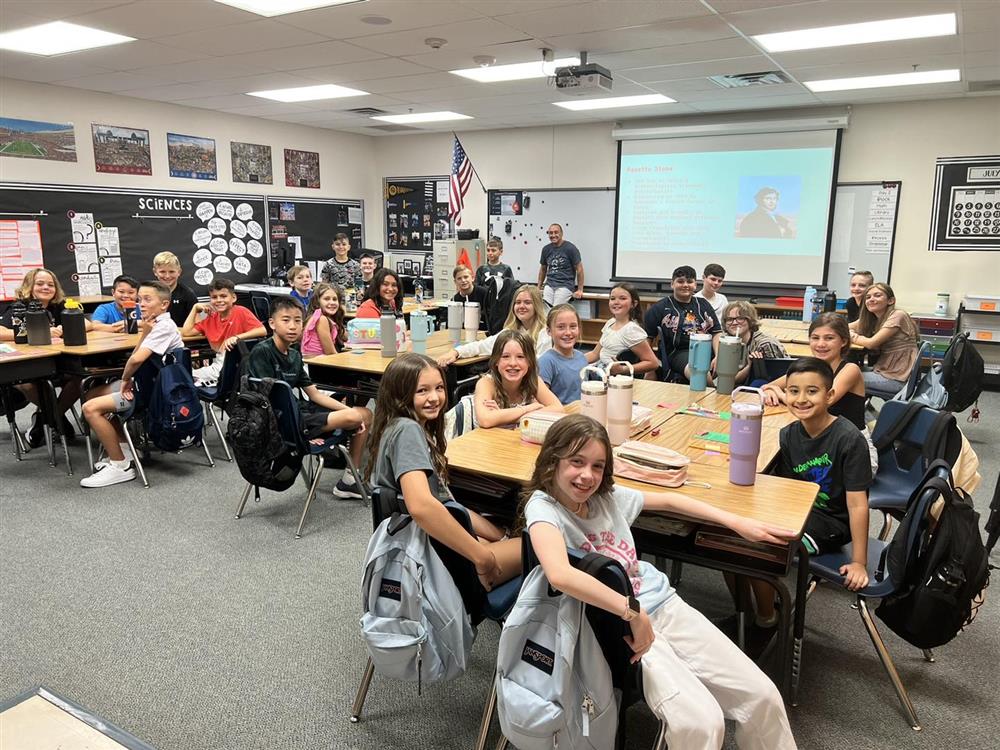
[695,262,729,318]
[80,280,183,488]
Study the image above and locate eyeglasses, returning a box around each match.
[725,316,748,324]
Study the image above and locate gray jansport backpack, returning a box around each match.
[495,566,618,750]
[359,506,475,691]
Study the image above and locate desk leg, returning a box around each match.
[770,576,793,702]
[790,542,810,707]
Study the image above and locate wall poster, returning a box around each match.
[929,154,1000,251]
[384,176,449,252]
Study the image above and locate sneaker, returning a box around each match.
[332,477,364,500]
[26,410,45,449]
[80,462,136,488]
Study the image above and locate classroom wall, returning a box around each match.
[0,78,380,254]
[375,97,1000,311]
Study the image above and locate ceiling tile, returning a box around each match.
[130,58,275,84]
[672,81,808,102]
[156,19,330,55]
[0,55,114,83]
[965,64,1000,81]
[348,71,467,94]
[400,40,561,72]
[0,8,49,32]
[457,0,577,15]
[603,37,763,69]
[123,81,240,101]
[789,54,966,81]
[69,0,253,39]
[173,93,265,110]
[346,18,532,57]
[689,93,821,111]
[706,0,820,11]
[291,57,440,83]
[723,0,964,36]
[277,0,486,40]
[54,70,177,92]
[495,0,710,37]
[619,55,776,83]
[543,15,738,55]
[769,34,963,69]
[0,0,127,20]
[63,40,211,71]
[213,41,386,72]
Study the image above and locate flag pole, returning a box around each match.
[454,132,487,194]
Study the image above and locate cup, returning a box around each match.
[580,365,608,427]
[729,387,764,486]
[715,335,745,396]
[688,333,712,392]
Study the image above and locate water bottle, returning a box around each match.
[25,301,52,346]
[463,301,480,342]
[823,289,837,313]
[579,365,608,427]
[729,387,764,486]
[414,278,424,305]
[447,301,464,345]
[380,311,397,358]
[715,335,745,396]
[410,309,432,355]
[122,301,139,334]
[688,333,712,392]
[61,303,88,346]
[812,287,825,319]
[606,361,634,446]
[10,300,28,344]
[802,286,817,323]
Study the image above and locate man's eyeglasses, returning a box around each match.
[725,316,748,324]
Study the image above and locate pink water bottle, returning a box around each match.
[729,386,764,486]
[579,365,607,426]
[606,361,634,446]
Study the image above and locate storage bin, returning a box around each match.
[964,294,1000,312]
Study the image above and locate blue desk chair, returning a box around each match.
[808,462,952,731]
[657,332,683,384]
[195,338,261,462]
[866,341,928,401]
[350,487,522,750]
[750,356,795,387]
[233,378,361,538]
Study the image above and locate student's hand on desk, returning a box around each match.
[839,562,869,591]
[51,326,63,338]
[572,290,583,300]
[436,349,458,367]
[109,320,126,333]
[624,611,654,664]
[222,335,240,351]
[762,388,782,407]
[731,518,798,545]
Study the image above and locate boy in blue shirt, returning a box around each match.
[538,304,588,404]
[91,275,139,332]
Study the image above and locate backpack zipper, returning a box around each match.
[416,641,423,696]
[581,694,595,737]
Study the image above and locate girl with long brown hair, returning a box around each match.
[849,282,919,397]
[473,329,561,429]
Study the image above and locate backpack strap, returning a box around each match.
[873,401,925,453]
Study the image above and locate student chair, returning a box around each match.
[656,335,683,384]
[350,486,522,750]
[248,293,272,333]
[808,462,952,731]
[865,341,928,401]
[195,338,261,462]
[233,378,361,538]
[749,357,795,386]
[1,386,30,459]
[868,401,961,538]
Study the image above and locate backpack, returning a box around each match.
[226,375,302,492]
[145,349,204,452]
[939,331,984,412]
[496,565,618,750]
[484,275,515,336]
[875,461,990,649]
[359,503,475,690]
[873,401,962,472]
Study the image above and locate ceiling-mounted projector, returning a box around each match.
[554,62,612,96]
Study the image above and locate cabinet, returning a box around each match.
[958,301,1000,384]
[431,239,484,299]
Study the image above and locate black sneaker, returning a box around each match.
[333,477,364,500]
[746,621,778,661]
[26,410,46,448]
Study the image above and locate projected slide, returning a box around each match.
[615,130,839,285]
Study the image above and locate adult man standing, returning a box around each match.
[537,224,584,306]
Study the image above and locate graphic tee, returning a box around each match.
[539,241,581,291]
[642,295,720,352]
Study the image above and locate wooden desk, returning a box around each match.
[0,345,60,385]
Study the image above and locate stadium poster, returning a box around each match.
[92,124,151,175]
[284,148,320,189]
[0,117,77,162]
[167,133,217,181]
[231,141,273,184]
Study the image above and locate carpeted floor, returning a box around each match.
[1,393,998,749]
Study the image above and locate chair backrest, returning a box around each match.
[251,377,306,453]
[750,356,795,383]
[248,294,271,329]
[901,341,930,400]
[616,349,640,366]
[214,338,261,401]
[872,400,962,471]
[453,375,478,402]
[895,462,953,572]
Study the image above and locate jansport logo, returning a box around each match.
[379,578,402,601]
[521,639,555,675]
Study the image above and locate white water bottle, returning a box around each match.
[463,301,480,342]
[802,286,817,323]
[606,361,634,446]
[580,365,608,427]
[380,312,397,358]
[447,301,464,345]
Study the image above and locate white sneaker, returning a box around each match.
[94,444,132,471]
[80,462,136,488]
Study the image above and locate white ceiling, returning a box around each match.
[0,0,997,135]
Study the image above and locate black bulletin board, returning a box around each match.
[384,176,449,253]
[265,195,364,262]
[0,182,267,299]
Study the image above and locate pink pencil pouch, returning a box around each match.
[520,410,567,444]
[613,441,690,487]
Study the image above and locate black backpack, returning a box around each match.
[145,349,204,452]
[875,461,990,649]
[484,276,516,336]
[873,401,962,472]
[939,331,984,412]
[226,374,302,492]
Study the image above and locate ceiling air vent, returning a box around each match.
[345,107,390,116]
[709,71,792,89]
[968,80,1000,92]
[367,124,420,132]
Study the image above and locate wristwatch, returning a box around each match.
[622,594,640,622]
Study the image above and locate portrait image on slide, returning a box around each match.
[736,175,801,240]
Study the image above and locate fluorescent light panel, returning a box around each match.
[213,0,366,16]
[805,69,960,92]
[0,21,134,56]
[248,83,368,101]
[554,94,675,111]
[372,112,472,124]
[451,57,581,83]
[754,13,956,52]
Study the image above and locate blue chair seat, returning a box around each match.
[869,469,918,512]
[809,538,896,599]
[306,429,346,456]
[483,575,522,621]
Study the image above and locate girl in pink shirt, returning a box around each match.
[301,283,346,356]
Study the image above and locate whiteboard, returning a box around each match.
[827,181,900,295]
[487,188,616,287]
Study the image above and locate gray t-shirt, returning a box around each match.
[524,485,675,613]
[370,417,451,503]
[539,240,581,291]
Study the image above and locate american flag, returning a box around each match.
[449,136,474,226]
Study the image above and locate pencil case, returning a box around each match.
[613,441,690,487]
[631,405,653,434]
[520,410,566,444]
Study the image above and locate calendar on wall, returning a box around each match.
[929,155,1000,251]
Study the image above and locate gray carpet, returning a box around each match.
[1,393,998,750]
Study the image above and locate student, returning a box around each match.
[522,414,798,750]
[452,265,488,329]
[538,304,588,404]
[0,267,89,444]
[762,313,875,472]
[246,297,371,499]
[475,237,513,292]
[719,301,787,386]
[152,251,197,328]
[694,263,729,318]
[358,252,377,285]
[286,264,314,307]
[643,265,721,382]
[181,278,265,386]
[301,282,347,356]
[79,280,183,488]
[91,274,139,332]
[846,270,874,324]
[355,268,404,319]
[320,233,360,289]
[473,329,561,429]
[742,357,872,647]
[437,284,551,366]
[537,223,584,307]
[586,283,658,376]
[365,353,521,589]
[849,282,920,398]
